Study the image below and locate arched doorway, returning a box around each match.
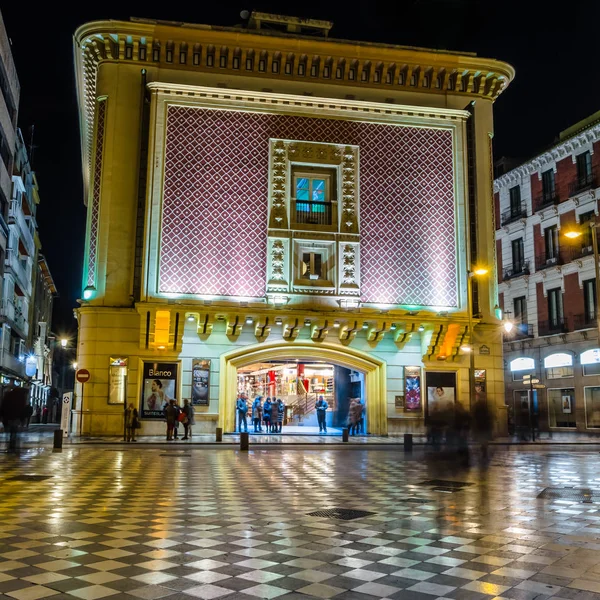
[219,342,387,434]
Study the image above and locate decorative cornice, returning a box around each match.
[495,122,600,190]
[74,18,514,199]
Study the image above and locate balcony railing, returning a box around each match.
[8,201,35,257]
[534,191,560,212]
[514,322,534,338]
[295,201,332,226]
[501,202,527,226]
[535,251,565,271]
[503,260,530,281]
[574,314,597,331]
[0,299,28,336]
[538,318,567,337]
[569,168,598,196]
[5,248,32,296]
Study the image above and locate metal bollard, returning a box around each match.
[53,429,63,452]
[342,428,349,442]
[240,431,249,451]
[404,433,413,452]
[215,427,223,442]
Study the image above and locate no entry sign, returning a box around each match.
[76,369,91,384]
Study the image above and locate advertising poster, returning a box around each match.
[192,359,210,406]
[61,392,72,437]
[562,395,572,414]
[425,371,457,416]
[141,362,178,419]
[109,357,128,405]
[404,366,422,412]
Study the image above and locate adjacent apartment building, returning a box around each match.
[73,12,513,436]
[496,110,600,433]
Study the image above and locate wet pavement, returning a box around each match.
[3,446,600,599]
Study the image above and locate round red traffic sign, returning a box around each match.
[76,369,91,384]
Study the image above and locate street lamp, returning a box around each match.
[563,220,600,342]
[60,338,68,348]
[467,267,488,410]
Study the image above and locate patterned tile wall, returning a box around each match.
[160,106,456,307]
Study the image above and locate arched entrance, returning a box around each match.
[219,342,387,435]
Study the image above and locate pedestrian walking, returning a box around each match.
[270,398,279,433]
[0,385,29,452]
[348,399,360,435]
[252,396,263,432]
[316,395,328,433]
[125,403,139,442]
[182,399,194,439]
[276,398,284,433]
[263,397,272,433]
[42,404,49,424]
[173,400,182,439]
[164,399,177,441]
[236,394,248,432]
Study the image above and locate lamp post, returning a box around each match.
[564,220,600,342]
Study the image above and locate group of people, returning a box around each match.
[162,398,195,441]
[347,398,365,435]
[236,394,285,433]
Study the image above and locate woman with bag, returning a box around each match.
[182,399,195,440]
[125,403,139,442]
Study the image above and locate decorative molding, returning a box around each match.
[311,319,330,341]
[339,320,361,344]
[287,142,342,164]
[267,239,288,293]
[226,315,243,337]
[340,147,359,234]
[282,318,301,340]
[254,316,271,341]
[340,243,360,294]
[268,141,288,229]
[367,321,392,344]
[395,324,416,350]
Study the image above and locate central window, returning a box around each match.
[292,168,336,228]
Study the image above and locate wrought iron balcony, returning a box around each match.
[501,203,527,226]
[534,191,560,212]
[569,168,598,196]
[503,260,530,281]
[538,318,567,337]
[574,314,597,331]
[535,251,565,271]
[295,200,332,226]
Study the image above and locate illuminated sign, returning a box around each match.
[581,349,600,365]
[510,357,535,372]
[543,353,573,369]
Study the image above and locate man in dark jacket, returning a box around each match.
[1,385,29,451]
[164,400,177,441]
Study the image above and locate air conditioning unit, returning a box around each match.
[546,256,558,266]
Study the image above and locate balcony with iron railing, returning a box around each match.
[503,260,530,281]
[513,322,534,338]
[8,201,35,257]
[501,202,527,226]
[0,299,28,337]
[5,249,32,297]
[534,190,560,212]
[535,250,567,271]
[569,168,598,196]
[538,317,568,337]
[294,200,333,226]
[574,314,597,331]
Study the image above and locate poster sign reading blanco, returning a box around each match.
[192,359,210,406]
[140,362,178,419]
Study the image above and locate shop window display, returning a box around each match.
[548,388,576,428]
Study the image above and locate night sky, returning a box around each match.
[2,0,599,334]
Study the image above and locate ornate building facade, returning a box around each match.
[73,13,513,436]
[496,111,600,434]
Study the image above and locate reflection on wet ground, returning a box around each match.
[2,446,600,599]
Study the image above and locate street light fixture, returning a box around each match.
[563,220,600,342]
[60,338,68,348]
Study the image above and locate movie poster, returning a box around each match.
[425,372,457,416]
[140,362,179,419]
[404,366,422,412]
[192,359,210,406]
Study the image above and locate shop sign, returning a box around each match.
[140,361,179,419]
[544,353,573,368]
[192,359,210,406]
[581,348,600,365]
[403,366,422,412]
[510,357,535,372]
[479,345,490,355]
[108,357,128,405]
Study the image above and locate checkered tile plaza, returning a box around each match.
[3,447,600,600]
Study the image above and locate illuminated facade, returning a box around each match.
[496,111,600,433]
[74,13,513,436]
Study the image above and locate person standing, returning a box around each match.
[263,397,272,433]
[164,399,177,441]
[252,396,263,433]
[270,398,279,433]
[172,400,182,439]
[357,399,365,434]
[125,403,139,442]
[0,385,29,452]
[236,394,248,433]
[182,399,194,440]
[348,399,360,435]
[316,395,328,433]
[276,398,285,433]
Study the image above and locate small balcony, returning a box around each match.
[295,200,333,226]
[0,299,28,337]
[503,260,530,281]
[574,314,597,331]
[5,248,32,297]
[569,168,598,196]
[534,191,560,212]
[8,201,35,257]
[501,203,527,226]
[538,318,567,337]
[535,251,566,271]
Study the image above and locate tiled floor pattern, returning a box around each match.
[2,447,600,600]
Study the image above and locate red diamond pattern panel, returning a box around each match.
[87,98,106,288]
[161,106,456,307]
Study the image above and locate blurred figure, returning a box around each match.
[270,397,279,433]
[428,404,444,451]
[453,402,471,465]
[164,399,177,441]
[1,385,29,452]
[182,398,194,440]
[473,399,493,464]
[276,398,284,433]
[125,403,139,442]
